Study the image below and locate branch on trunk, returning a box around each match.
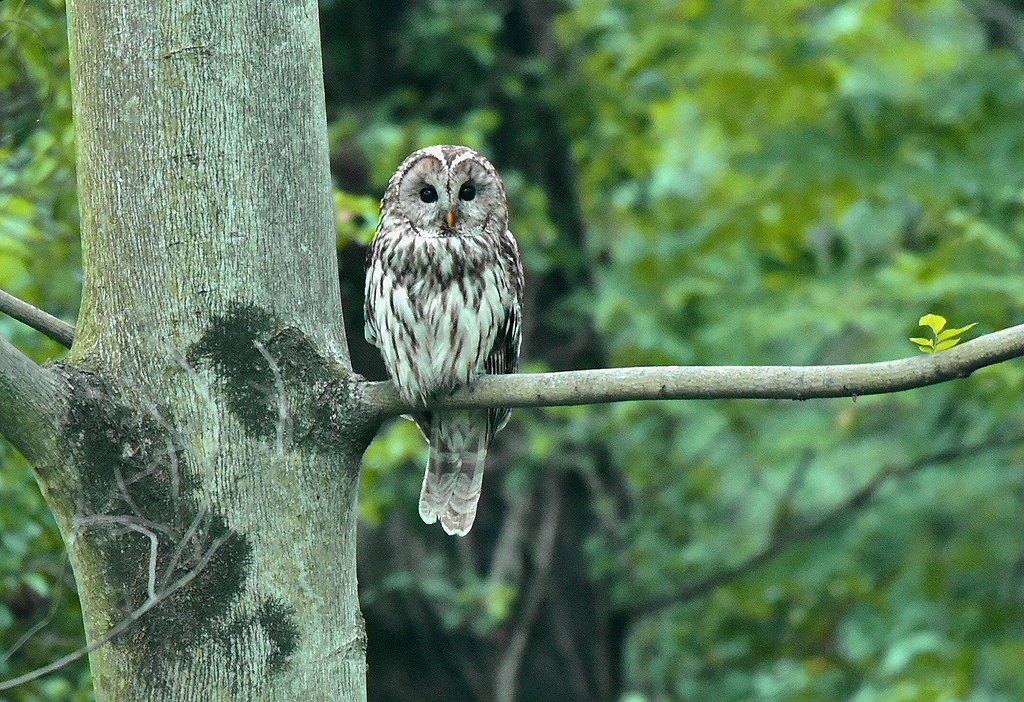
[0,334,66,466]
[362,323,1024,415]
[0,289,76,348]
[624,434,1024,620]
[5,286,1021,417]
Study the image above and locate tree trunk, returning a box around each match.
[40,0,376,698]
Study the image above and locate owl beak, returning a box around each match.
[447,209,457,227]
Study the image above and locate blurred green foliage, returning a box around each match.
[4,0,1024,700]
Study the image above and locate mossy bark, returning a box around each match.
[34,0,378,698]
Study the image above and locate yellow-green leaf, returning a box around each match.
[934,338,961,352]
[909,337,933,347]
[918,313,946,334]
[937,323,977,341]
[916,345,935,354]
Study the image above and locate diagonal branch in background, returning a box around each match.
[363,323,1024,414]
[0,289,76,348]
[624,435,1024,620]
[493,474,563,702]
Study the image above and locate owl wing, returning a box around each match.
[484,229,525,439]
[363,229,385,348]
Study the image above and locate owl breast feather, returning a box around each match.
[367,231,514,405]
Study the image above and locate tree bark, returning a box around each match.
[20,0,377,699]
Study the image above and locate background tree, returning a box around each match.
[3,0,1024,701]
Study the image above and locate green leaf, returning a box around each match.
[934,338,961,352]
[916,345,935,354]
[909,337,933,347]
[918,313,946,334]
[937,323,978,341]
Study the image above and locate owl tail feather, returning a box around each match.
[419,413,488,536]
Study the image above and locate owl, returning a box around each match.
[365,145,524,536]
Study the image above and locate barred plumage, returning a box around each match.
[365,145,524,536]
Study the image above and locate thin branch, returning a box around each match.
[494,475,562,702]
[548,595,595,702]
[486,488,532,589]
[625,435,1024,620]
[0,289,75,348]
[362,323,1024,415]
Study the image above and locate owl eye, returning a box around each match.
[458,183,477,201]
[419,186,438,203]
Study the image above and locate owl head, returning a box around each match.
[381,145,508,238]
